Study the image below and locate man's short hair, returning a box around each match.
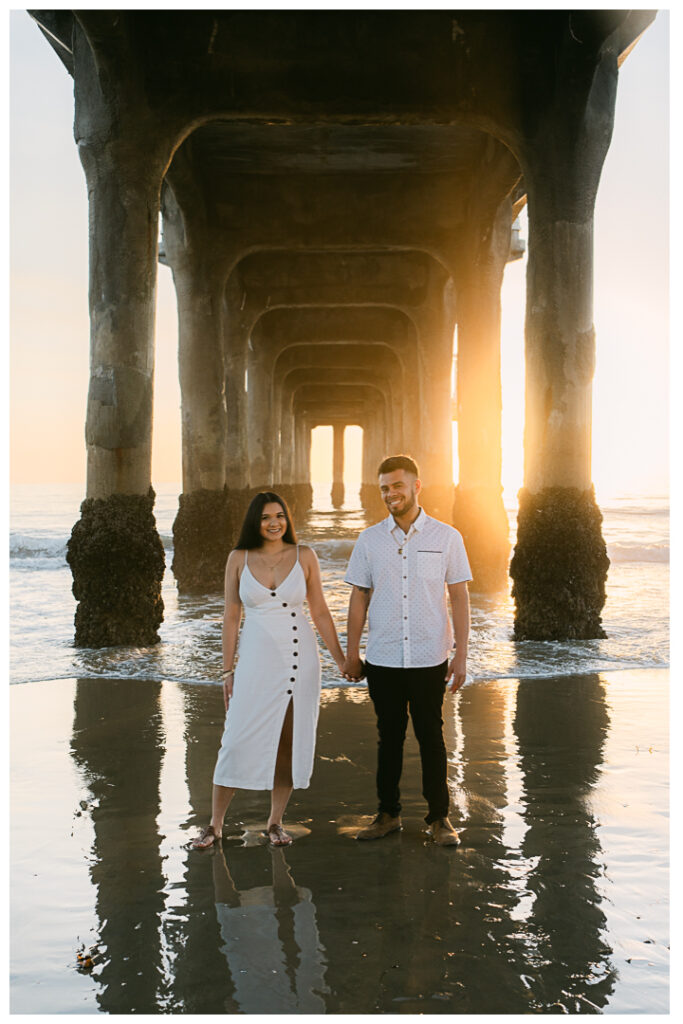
[377,454,420,478]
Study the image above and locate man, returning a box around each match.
[343,454,472,846]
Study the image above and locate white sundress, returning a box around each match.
[213,546,322,790]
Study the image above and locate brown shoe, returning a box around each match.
[429,817,460,846]
[356,812,402,841]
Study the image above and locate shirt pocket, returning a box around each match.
[416,549,443,580]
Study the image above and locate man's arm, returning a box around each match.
[343,585,371,680]
[445,581,470,691]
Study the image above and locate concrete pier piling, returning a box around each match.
[31,10,655,640]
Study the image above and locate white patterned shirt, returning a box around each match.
[344,508,472,669]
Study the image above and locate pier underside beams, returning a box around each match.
[32,10,654,629]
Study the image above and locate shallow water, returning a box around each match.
[9,483,670,688]
[10,669,668,1014]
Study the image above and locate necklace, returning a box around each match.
[257,547,289,570]
[394,528,412,556]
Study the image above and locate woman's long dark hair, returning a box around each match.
[234,491,298,550]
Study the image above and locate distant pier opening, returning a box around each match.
[309,423,363,508]
[310,425,333,486]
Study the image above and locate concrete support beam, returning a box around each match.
[411,280,457,521]
[510,43,616,638]
[66,22,170,644]
[246,348,275,489]
[223,275,251,487]
[160,178,233,592]
[452,195,514,591]
[292,418,313,511]
[279,400,296,486]
[332,422,345,507]
[360,408,388,520]
[332,423,345,486]
[161,182,228,494]
[80,142,161,500]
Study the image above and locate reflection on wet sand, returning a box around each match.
[9,672,667,1013]
[70,679,166,1014]
[213,845,328,1013]
[67,675,614,1012]
[513,674,615,1011]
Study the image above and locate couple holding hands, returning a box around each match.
[192,454,472,851]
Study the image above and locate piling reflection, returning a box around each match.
[512,673,615,1011]
[70,678,166,1013]
[451,679,510,841]
[171,684,236,1011]
[180,683,222,827]
[331,481,345,508]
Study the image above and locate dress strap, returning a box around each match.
[244,550,248,567]
[296,544,300,564]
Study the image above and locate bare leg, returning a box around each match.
[192,784,236,848]
[267,701,294,844]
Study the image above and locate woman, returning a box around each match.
[192,491,346,849]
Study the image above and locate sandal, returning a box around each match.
[191,824,221,849]
[264,823,293,847]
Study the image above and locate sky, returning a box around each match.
[9,8,670,502]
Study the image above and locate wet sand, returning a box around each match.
[11,670,668,1014]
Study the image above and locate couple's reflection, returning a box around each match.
[211,842,328,1014]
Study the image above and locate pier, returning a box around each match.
[30,10,656,644]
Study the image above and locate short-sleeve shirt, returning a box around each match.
[344,508,472,669]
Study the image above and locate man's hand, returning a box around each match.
[445,651,467,692]
[343,656,365,682]
[345,586,370,681]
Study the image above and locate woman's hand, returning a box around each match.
[343,655,365,682]
[223,672,234,711]
[336,655,360,680]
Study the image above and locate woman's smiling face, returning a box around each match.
[259,503,288,542]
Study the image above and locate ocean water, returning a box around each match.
[9,482,669,688]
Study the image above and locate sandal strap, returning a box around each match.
[266,823,292,844]
[199,825,218,842]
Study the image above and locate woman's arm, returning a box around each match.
[222,550,243,709]
[300,546,346,671]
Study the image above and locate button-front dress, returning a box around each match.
[213,546,322,790]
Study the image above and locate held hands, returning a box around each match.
[341,655,365,682]
[446,651,467,692]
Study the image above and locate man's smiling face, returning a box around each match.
[378,469,420,518]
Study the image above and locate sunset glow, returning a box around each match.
[10,13,669,505]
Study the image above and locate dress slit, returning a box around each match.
[272,697,294,786]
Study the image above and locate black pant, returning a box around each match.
[365,661,449,824]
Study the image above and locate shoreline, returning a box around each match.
[11,669,669,1014]
[8,660,671,690]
